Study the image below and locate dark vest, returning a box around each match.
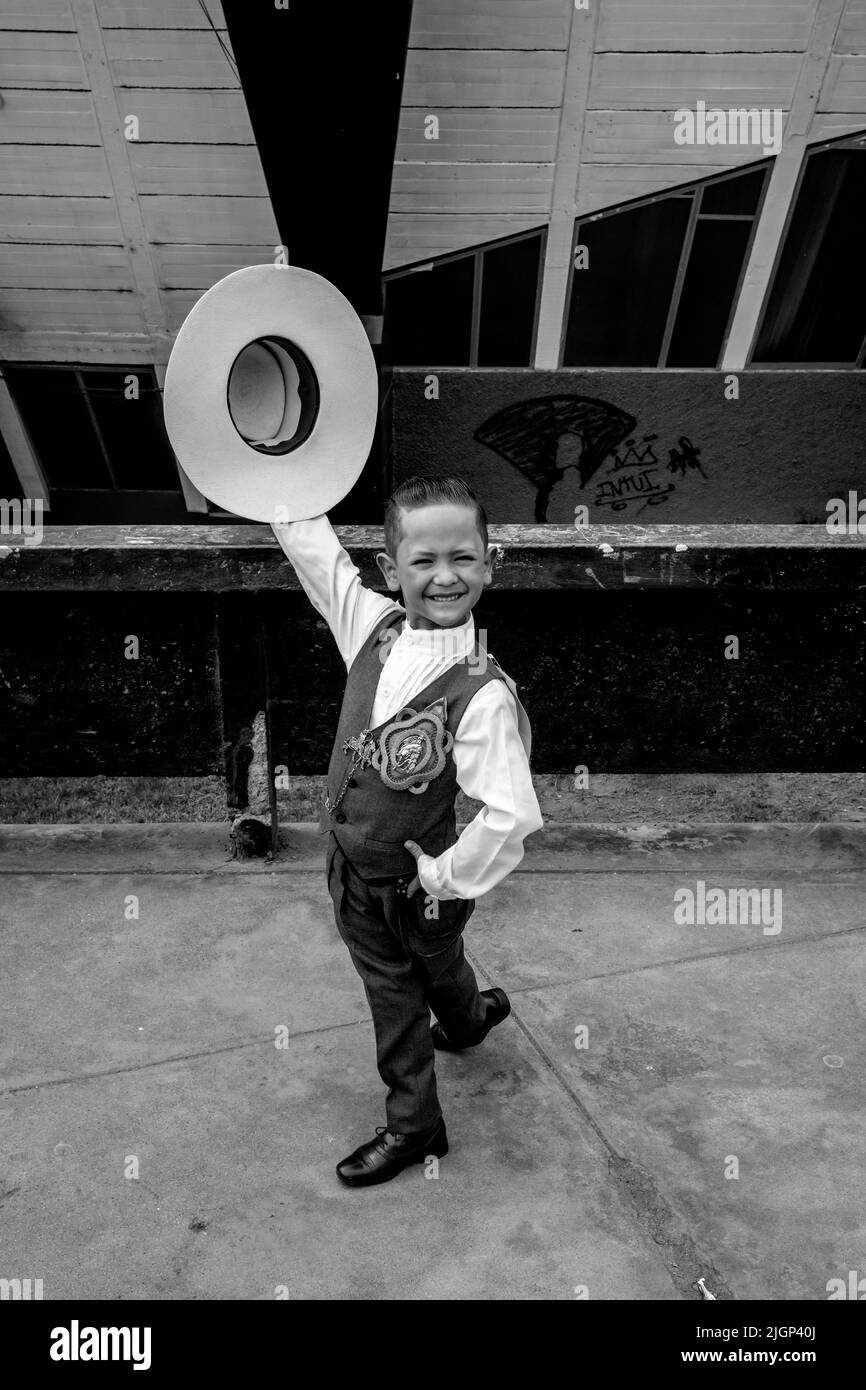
[322,609,512,880]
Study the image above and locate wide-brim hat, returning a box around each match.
[163,264,378,523]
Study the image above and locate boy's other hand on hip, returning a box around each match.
[403,840,426,898]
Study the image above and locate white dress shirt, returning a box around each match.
[272,515,544,900]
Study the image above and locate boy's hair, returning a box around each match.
[383,475,489,558]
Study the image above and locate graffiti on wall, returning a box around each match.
[595,434,705,512]
[474,395,706,521]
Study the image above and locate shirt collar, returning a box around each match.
[397,608,476,656]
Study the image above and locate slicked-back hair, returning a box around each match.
[383,475,488,559]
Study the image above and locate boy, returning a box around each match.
[272,475,543,1187]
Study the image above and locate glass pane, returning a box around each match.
[4,367,111,488]
[384,256,475,365]
[699,167,766,215]
[667,219,752,366]
[754,149,866,363]
[83,369,180,490]
[477,233,542,365]
[0,426,26,500]
[562,197,692,366]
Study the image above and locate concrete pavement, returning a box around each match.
[0,821,863,1300]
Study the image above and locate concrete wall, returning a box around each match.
[390,369,866,524]
[2,588,864,781]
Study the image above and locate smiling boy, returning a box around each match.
[272,475,543,1186]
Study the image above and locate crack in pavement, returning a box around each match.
[0,1017,373,1097]
[465,943,732,1302]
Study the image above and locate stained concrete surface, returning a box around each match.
[0,822,863,1300]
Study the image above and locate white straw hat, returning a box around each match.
[163,264,378,522]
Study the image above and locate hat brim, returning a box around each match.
[163,264,378,523]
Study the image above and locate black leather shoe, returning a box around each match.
[336,1116,448,1187]
[431,987,511,1052]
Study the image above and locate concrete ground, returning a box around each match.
[0,820,863,1301]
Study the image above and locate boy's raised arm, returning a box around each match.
[272,515,402,669]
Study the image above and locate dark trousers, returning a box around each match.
[326,832,486,1133]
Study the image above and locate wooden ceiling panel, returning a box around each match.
[402,47,566,107]
[0,196,123,245]
[390,161,552,214]
[588,52,801,109]
[0,144,113,197]
[835,0,866,49]
[95,0,227,27]
[140,195,278,247]
[818,52,866,107]
[0,0,278,357]
[104,30,239,88]
[395,107,559,162]
[0,0,76,30]
[0,32,87,87]
[583,109,784,165]
[597,0,816,52]
[0,90,100,144]
[0,244,134,290]
[106,89,255,143]
[0,289,146,332]
[127,142,270,197]
[810,109,866,134]
[153,244,277,289]
[407,0,570,49]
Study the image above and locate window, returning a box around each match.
[3,365,188,523]
[383,228,545,367]
[0,426,25,501]
[752,140,866,366]
[562,164,769,368]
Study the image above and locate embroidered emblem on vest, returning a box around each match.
[372,696,453,794]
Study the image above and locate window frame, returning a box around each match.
[2,361,189,498]
[559,162,772,369]
[749,131,866,370]
[382,225,547,368]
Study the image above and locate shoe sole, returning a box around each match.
[336,1131,449,1187]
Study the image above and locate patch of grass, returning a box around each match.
[0,777,228,823]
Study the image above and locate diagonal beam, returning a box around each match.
[534,1,601,369]
[721,0,848,369]
[221,0,413,320]
[70,0,167,339]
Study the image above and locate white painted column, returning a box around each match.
[533,1,600,369]
[721,0,848,369]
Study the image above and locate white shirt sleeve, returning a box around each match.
[415,678,544,902]
[271,515,402,668]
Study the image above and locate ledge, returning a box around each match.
[1,523,864,591]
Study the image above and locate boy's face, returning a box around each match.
[375,502,495,631]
